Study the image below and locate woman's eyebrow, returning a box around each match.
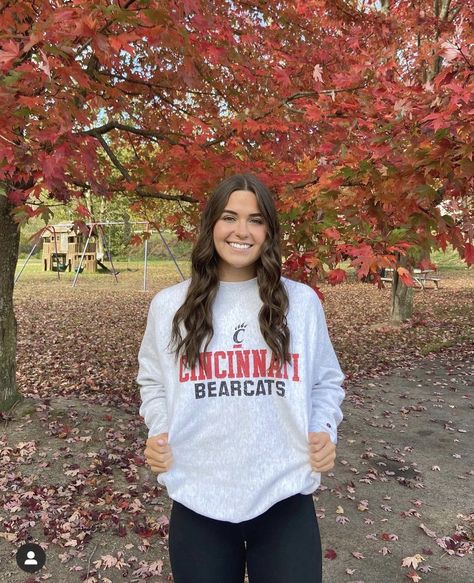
[222,209,263,217]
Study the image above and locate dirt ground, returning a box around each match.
[316,346,473,583]
[1,266,473,582]
[1,344,472,583]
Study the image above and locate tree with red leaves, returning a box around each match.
[1,0,472,408]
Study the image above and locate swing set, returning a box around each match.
[15,221,186,290]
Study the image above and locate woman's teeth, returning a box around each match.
[228,242,252,249]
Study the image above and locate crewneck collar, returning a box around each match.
[218,276,258,290]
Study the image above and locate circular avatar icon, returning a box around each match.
[16,542,46,573]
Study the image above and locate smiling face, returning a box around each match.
[212,189,268,282]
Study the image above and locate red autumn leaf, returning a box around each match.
[58,424,72,438]
[324,548,337,560]
[397,267,415,286]
[303,252,320,269]
[124,181,138,192]
[0,40,21,69]
[76,204,92,218]
[7,189,27,205]
[381,532,399,541]
[421,111,448,131]
[38,48,51,78]
[305,104,323,122]
[418,258,437,271]
[130,234,143,247]
[274,66,292,87]
[135,524,156,538]
[72,220,91,237]
[323,227,341,240]
[108,36,123,53]
[327,268,347,286]
[463,242,474,266]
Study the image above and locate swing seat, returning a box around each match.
[52,264,68,272]
[74,266,84,273]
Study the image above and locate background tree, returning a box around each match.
[1,0,472,410]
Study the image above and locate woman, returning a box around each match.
[137,172,345,583]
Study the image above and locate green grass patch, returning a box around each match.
[420,333,474,356]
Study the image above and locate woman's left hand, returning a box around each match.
[308,432,336,472]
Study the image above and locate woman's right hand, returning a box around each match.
[144,433,174,474]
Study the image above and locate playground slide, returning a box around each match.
[97,260,119,274]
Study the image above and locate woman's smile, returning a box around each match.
[227,242,253,252]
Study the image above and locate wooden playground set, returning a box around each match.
[15,221,186,289]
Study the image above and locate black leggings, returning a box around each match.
[168,492,322,583]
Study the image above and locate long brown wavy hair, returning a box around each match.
[166,173,291,374]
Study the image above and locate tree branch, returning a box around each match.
[77,122,182,145]
[94,134,197,203]
[100,70,215,97]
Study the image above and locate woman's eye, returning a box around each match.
[222,216,263,224]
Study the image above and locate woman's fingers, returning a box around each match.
[148,456,173,473]
[311,462,334,472]
[146,442,171,453]
[310,448,336,472]
[310,447,336,461]
[144,442,173,473]
[311,455,335,471]
[309,441,335,453]
[146,450,173,463]
[145,444,172,457]
[311,449,336,463]
[145,445,171,460]
[146,453,173,468]
[310,443,335,458]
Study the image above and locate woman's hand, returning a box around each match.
[144,432,173,474]
[308,431,336,472]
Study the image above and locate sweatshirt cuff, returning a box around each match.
[308,420,338,444]
[148,424,168,439]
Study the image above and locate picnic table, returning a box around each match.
[381,268,441,290]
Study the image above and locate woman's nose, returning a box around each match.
[234,221,249,236]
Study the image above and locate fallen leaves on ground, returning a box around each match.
[0,269,471,581]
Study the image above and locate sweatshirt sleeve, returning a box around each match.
[136,297,169,438]
[308,291,345,444]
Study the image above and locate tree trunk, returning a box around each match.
[390,253,414,322]
[0,193,22,411]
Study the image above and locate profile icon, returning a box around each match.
[16,542,46,573]
[24,550,38,565]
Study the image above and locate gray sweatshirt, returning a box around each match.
[137,276,345,522]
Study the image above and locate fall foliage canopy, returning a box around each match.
[0,0,472,290]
